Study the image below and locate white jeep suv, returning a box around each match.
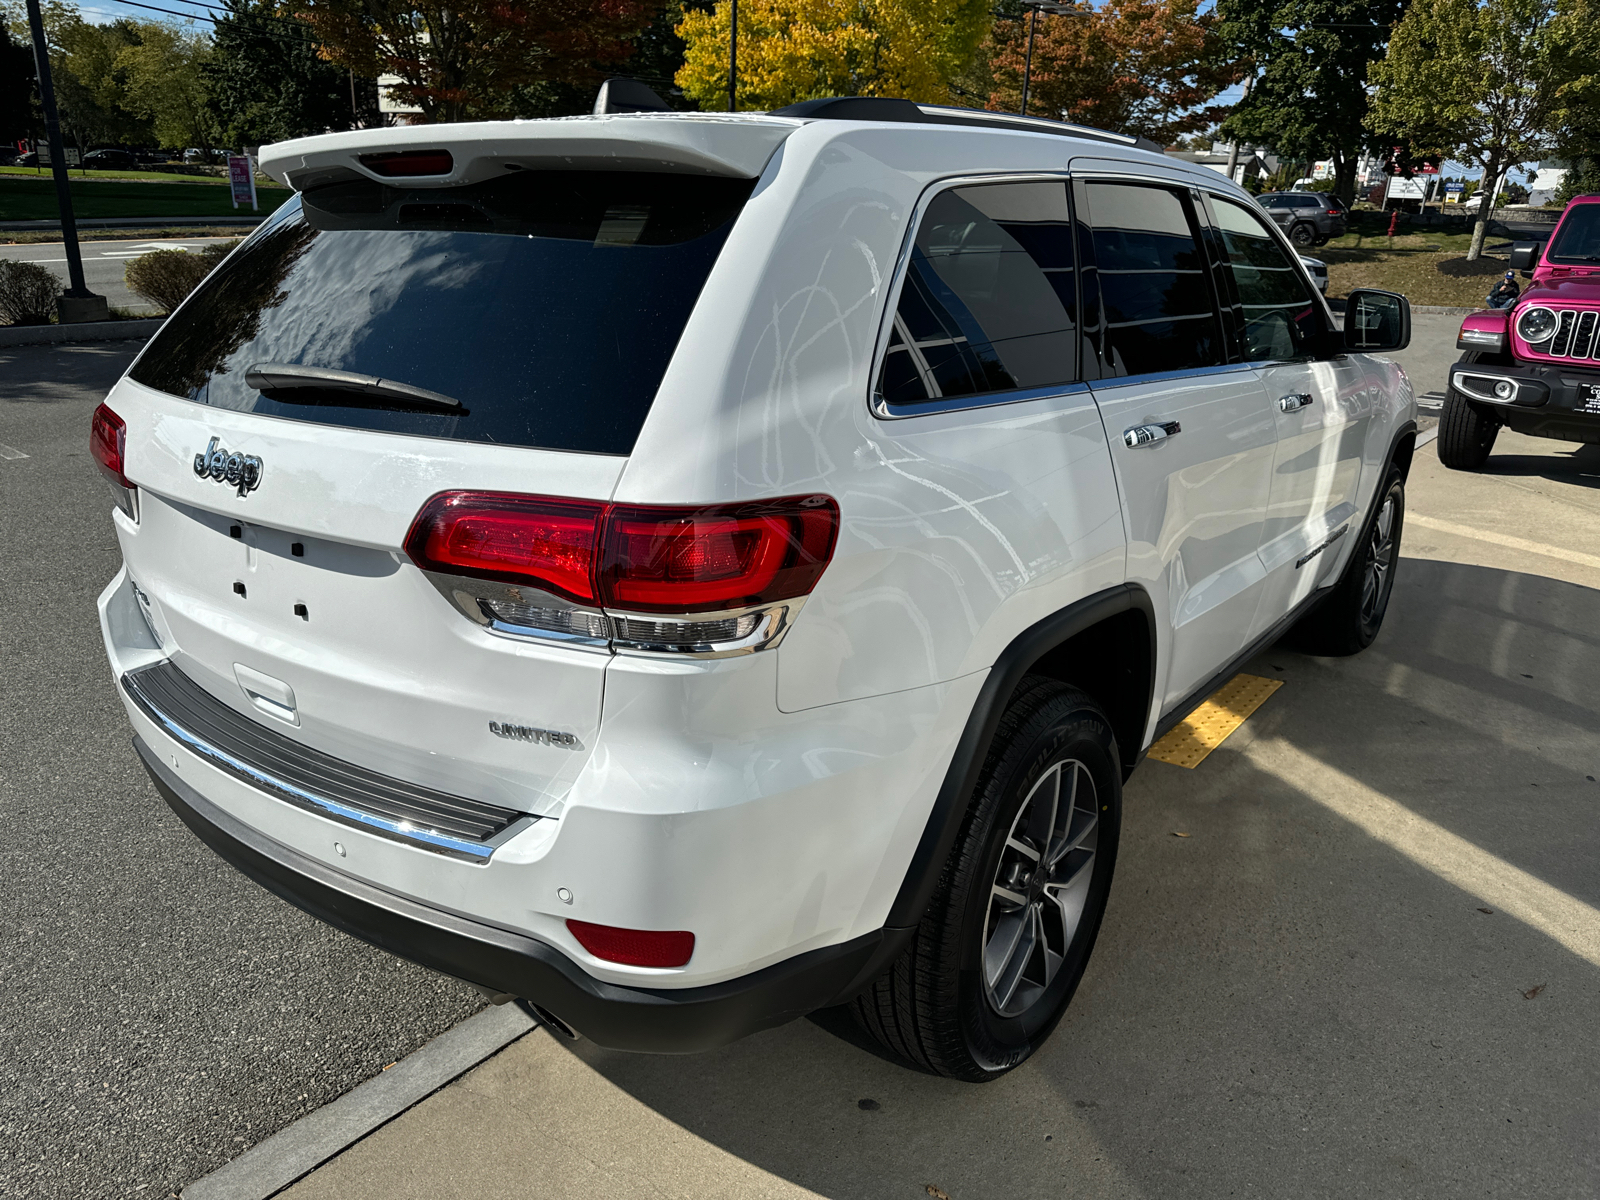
[94,98,1415,1081]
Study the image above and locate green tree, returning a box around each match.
[57,17,152,152]
[205,0,354,146]
[675,0,990,110]
[1216,0,1403,206]
[1369,0,1582,258]
[297,0,656,123]
[116,22,220,154]
[0,24,36,146]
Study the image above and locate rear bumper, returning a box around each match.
[1450,357,1600,444]
[137,736,909,1053]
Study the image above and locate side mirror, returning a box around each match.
[1345,289,1411,353]
[1508,241,1539,273]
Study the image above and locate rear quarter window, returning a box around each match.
[129,170,753,455]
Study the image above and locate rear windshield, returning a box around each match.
[1546,203,1600,265]
[129,170,753,455]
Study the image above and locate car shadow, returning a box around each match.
[1481,440,1600,488]
[553,557,1600,1199]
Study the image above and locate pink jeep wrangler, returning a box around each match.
[1442,194,1600,469]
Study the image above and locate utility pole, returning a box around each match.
[1225,75,1252,184]
[729,0,738,112]
[1018,1,1070,118]
[25,0,105,323]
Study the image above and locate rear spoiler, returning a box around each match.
[258,115,801,192]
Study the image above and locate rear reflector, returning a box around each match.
[359,149,454,177]
[90,403,131,489]
[405,492,839,615]
[566,920,694,968]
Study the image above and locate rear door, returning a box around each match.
[107,169,753,814]
[1075,176,1280,713]
[1203,194,1368,635]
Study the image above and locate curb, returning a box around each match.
[0,318,164,347]
[0,216,266,232]
[182,1002,537,1200]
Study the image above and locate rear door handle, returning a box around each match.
[1278,393,1315,412]
[1123,421,1181,448]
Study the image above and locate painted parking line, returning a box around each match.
[0,442,29,460]
[1409,513,1600,572]
[1147,673,1283,769]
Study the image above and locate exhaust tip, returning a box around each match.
[515,999,579,1041]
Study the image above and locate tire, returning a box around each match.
[1289,222,1316,249]
[851,679,1121,1081]
[1437,387,1499,470]
[1288,467,1405,656]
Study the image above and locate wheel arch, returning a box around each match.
[883,584,1156,930]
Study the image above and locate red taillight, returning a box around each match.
[403,492,604,604]
[359,149,454,177]
[404,492,839,615]
[567,920,694,968]
[602,498,838,612]
[90,403,131,489]
[1327,209,1341,216]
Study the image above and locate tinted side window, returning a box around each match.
[1260,196,1290,208]
[1295,196,1323,208]
[1083,182,1221,376]
[877,180,1075,408]
[1213,199,1322,361]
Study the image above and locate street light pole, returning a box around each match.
[1021,5,1038,116]
[24,0,105,322]
[729,0,738,112]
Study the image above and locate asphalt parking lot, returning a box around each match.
[0,342,483,1200]
[5,316,1599,1198]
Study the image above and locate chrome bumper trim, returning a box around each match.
[122,661,536,862]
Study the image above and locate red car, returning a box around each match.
[1442,194,1600,468]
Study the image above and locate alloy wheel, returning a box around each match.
[982,758,1099,1019]
[1360,491,1398,625]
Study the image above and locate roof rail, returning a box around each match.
[768,96,1163,153]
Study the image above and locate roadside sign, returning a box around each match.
[1386,175,1427,201]
[37,144,81,166]
[227,155,257,211]
[1445,181,1465,205]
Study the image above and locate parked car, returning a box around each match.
[93,99,1415,1079]
[83,148,138,169]
[1258,191,1348,247]
[1299,253,1330,293]
[1442,195,1600,469]
[13,152,39,167]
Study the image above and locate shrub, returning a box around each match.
[0,260,65,325]
[124,241,239,314]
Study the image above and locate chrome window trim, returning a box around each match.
[1085,361,1259,393]
[867,170,1077,423]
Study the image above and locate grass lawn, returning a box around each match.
[1317,214,1513,308]
[0,174,290,221]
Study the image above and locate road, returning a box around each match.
[0,341,483,1200]
[0,237,238,314]
[8,315,1599,1198]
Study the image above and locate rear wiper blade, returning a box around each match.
[245,363,466,412]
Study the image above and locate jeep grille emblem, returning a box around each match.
[193,437,263,497]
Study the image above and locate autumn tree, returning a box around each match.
[675,0,990,110]
[295,0,658,123]
[984,0,1241,143]
[1215,0,1402,206]
[1369,0,1587,258]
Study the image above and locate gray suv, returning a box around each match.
[1259,192,1347,247]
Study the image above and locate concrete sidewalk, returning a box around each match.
[256,431,1600,1199]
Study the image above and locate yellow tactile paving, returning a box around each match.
[1147,673,1283,769]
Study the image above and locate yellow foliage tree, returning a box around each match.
[676,0,989,111]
